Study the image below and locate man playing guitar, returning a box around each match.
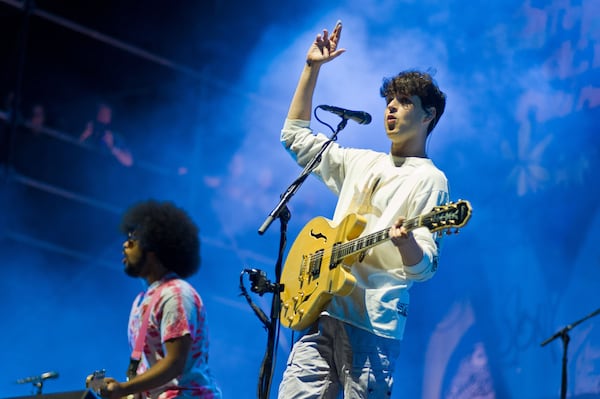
[277,20,452,399]
[89,200,221,399]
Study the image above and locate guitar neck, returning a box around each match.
[332,215,422,261]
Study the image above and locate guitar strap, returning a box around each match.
[127,285,166,379]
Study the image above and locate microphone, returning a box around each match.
[16,371,59,384]
[318,105,372,125]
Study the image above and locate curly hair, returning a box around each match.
[120,200,200,278]
[380,70,446,135]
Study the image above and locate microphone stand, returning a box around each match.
[540,306,600,399]
[34,379,44,396]
[255,116,348,399]
[258,117,347,235]
[16,375,47,396]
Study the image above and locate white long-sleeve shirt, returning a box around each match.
[281,119,449,339]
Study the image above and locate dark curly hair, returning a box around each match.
[119,200,200,278]
[380,70,446,135]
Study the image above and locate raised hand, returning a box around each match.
[306,20,346,66]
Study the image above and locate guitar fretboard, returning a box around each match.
[306,200,471,273]
[331,215,423,262]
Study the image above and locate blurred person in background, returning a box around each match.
[80,102,133,166]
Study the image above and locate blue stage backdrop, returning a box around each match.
[1,1,599,398]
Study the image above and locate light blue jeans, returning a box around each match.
[277,315,401,399]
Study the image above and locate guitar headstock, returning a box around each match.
[85,369,106,394]
[423,200,472,234]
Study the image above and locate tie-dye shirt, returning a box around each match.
[128,273,221,399]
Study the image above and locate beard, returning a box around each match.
[124,251,147,278]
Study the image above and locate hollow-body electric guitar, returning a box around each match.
[279,200,472,331]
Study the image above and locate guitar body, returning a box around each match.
[280,213,367,330]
